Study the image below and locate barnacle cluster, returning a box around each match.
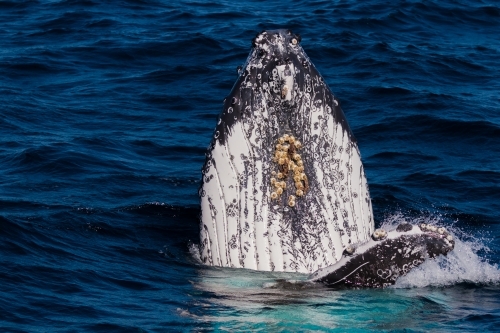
[270,134,308,207]
[419,223,454,248]
[372,228,387,241]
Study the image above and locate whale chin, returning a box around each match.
[199,29,454,287]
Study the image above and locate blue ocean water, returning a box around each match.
[1,0,499,331]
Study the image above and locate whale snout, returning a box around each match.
[251,29,302,62]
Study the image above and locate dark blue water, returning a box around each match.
[1,0,499,332]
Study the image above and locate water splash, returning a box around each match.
[186,212,499,331]
[188,241,202,264]
[378,212,500,288]
[190,212,499,288]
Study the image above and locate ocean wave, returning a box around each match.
[360,115,500,142]
[0,0,499,331]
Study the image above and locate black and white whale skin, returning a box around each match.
[200,29,373,273]
[309,223,455,288]
[199,29,454,286]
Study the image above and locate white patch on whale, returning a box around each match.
[199,29,374,273]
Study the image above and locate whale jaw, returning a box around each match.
[199,29,374,273]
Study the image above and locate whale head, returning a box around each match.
[214,29,353,146]
[200,29,374,273]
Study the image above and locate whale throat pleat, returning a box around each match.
[200,30,374,273]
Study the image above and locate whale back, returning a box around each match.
[199,30,374,273]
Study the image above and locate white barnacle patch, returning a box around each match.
[275,64,295,101]
[281,85,288,99]
[372,228,387,241]
[411,246,423,255]
[275,33,286,53]
[344,245,355,255]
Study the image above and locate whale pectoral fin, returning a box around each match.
[309,223,455,288]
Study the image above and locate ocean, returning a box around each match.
[0,0,499,332]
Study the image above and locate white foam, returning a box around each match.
[188,242,202,264]
[378,212,500,288]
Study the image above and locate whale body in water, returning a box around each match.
[199,29,454,287]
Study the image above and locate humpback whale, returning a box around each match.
[199,29,454,287]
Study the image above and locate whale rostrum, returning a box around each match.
[199,29,453,286]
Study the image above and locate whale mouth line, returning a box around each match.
[326,262,370,286]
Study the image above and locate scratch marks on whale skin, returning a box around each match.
[310,224,455,288]
[200,29,374,273]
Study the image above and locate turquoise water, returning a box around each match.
[188,216,499,331]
